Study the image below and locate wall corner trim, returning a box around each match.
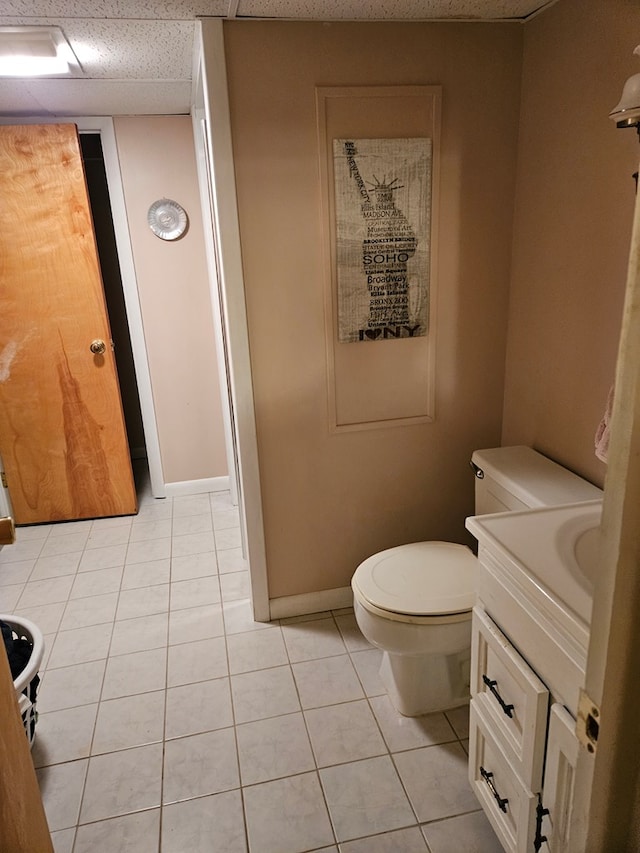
[269,586,353,620]
[164,476,230,497]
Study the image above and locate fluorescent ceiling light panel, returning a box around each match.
[0,27,80,77]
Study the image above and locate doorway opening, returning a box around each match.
[79,132,149,503]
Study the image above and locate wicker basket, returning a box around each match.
[1,613,44,748]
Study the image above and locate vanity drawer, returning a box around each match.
[469,700,538,853]
[471,606,549,791]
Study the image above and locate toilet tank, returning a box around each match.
[471,446,602,515]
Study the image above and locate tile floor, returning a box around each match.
[0,467,503,853]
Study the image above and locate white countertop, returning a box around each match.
[466,500,603,631]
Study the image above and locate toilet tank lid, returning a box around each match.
[352,541,476,616]
[471,446,603,508]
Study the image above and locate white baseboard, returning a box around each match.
[269,586,353,620]
[164,476,230,498]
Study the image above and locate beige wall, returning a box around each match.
[224,21,523,598]
[114,116,228,485]
[502,0,640,487]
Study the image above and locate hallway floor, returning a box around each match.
[0,472,503,852]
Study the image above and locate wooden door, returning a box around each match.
[0,124,137,524]
[0,643,53,852]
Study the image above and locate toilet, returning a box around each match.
[351,446,603,717]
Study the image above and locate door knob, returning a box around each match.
[89,339,106,355]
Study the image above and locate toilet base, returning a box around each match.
[379,648,471,717]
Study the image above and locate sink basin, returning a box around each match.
[573,525,601,587]
[554,504,603,594]
[467,500,603,633]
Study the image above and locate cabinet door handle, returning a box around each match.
[480,766,509,813]
[482,674,515,718]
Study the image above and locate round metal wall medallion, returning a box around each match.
[147,198,188,241]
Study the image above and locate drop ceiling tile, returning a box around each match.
[0,1,227,20]
[0,18,194,78]
[0,78,192,116]
[235,0,551,20]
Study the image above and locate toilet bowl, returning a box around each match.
[351,541,476,716]
[351,446,604,717]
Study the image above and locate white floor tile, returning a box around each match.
[17,575,74,609]
[30,551,82,581]
[167,636,228,686]
[243,772,335,853]
[393,742,478,823]
[37,759,88,832]
[74,808,160,853]
[15,601,66,634]
[214,527,242,551]
[39,659,106,712]
[334,612,373,652]
[110,612,168,656]
[85,525,131,550]
[0,582,23,611]
[370,694,457,753]
[80,743,163,823]
[172,512,213,537]
[165,676,233,739]
[213,508,241,530]
[39,532,88,557]
[0,538,45,562]
[27,486,485,852]
[0,559,35,586]
[14,524,52,541]
[320,755,415,842]
[304,699,387,767]
[130,519,173,543]
[222,598,273,634]
[217,547,248,574]
[445,703,471,739]
[116,584,169,621]
[168,602,225,644]
[61,592,118,630]
[172,531,216,559]
[421,810,503,852]
[32,703,98,767]
[292,655,365,709]
[219,570,251,602]
[78,543,127,572]
[171,551,218,581]
[227,627,288,674]
[47,623,112,669]
[126,537,171,565]
[121,558,171,589]
[349,648,386,697]
[69,565,123,599]
[102,647,167,700]
[231,665,301,724]
[170,575,220,610]
[50,828,75,853]
[236,712,315,785]
[162,790,247,853]
[162,728,240,804]
[341,826,429,852]
[92,690,165,754]
[282,617,347,662]
[172,495,211,517]
[422,811,504,853]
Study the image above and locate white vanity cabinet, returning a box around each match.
[468,606,580,853]
[465,501,601,853]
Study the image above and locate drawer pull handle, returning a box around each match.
[483,674,515,718]
[480,766,509,813]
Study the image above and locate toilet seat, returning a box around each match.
[352,541,476,625]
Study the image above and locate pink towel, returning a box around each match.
[595,385,615,464]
